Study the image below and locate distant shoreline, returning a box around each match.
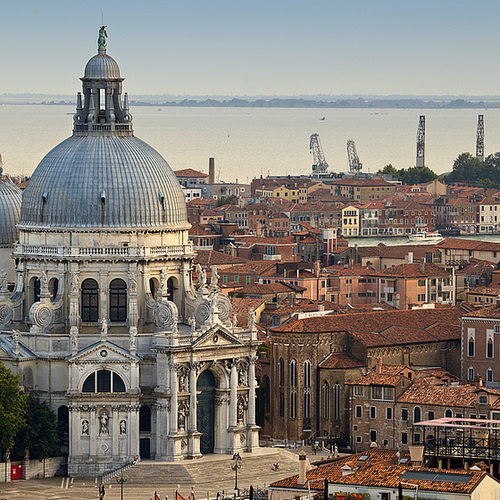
[2,98,500,109]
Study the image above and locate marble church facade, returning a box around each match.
[0,29,259,476]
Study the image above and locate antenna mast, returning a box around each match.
[416,115,425,169]
[309,133,329,178]
[347,140,362,175]
[476,114,484,162]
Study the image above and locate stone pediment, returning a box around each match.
[192,324,243,349]
[67,340,140,364]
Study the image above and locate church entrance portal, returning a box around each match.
[197,370,216,454]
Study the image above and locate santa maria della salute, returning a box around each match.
[0,28,259,476]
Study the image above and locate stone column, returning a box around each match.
[130,404,140,459]
[170,365,178,434]
[247,358,256,426]
[90,406,97,457]
[189,366,197,432]
[112,406,119,457]
[99,270,108,327]
[230,361,238,428]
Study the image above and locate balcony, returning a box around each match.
[263,254,282,261]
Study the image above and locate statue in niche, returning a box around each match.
[178,370,187,392]
[237,399,245,424]
[82,420,89,435]
[178,401,188,431]
[119,420,126,435]
[232,314,238,329]
[238,367,247,387]
[99,412,109,435]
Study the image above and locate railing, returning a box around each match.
[100,457,140,484]
[14,244,194,259]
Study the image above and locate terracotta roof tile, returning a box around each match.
[269,448,491,494]
[174,168,208,178]
[271,306,462,347]
[319,352,366,369]
[194,250,247,266]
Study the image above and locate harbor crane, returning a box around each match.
[476,114,484,162]
[416,115,425,169]
[309,133,329,177]
[347,140,362,174]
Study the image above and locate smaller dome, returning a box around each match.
[84,52,121,80]
[0,172,22,246]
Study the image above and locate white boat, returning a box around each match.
[407,231,444,243]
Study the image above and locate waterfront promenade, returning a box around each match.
[0,446,333,500]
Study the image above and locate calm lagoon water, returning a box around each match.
[2,105,500,182]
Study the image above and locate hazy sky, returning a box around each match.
[3,0,500,97]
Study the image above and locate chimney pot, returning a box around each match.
[298,451,307,485]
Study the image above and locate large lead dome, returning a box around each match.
[19,28,188,230]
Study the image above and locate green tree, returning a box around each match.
[446,152,483,183]
[13,395,60,460]
[378,164,401,180]
[379,164,438,185]
[217,195,238,206]
[0,362,27,454]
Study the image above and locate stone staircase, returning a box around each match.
[120,448,305,491]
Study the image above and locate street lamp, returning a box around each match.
[116,472,128,500]
[231,455,242,499]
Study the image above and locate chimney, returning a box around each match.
[407,252,413,264]
[420,261,425,273]
[408,445,424,467]
[209,157,215,185]
[476,377,483,389]
[375,358,383,374]
[298,451,307,486]
[315,260,320,277]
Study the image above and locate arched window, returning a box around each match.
[30,276,40,305]
[82,370,126,393]
[322,382,329,419]
[468,367,475,381]
[81,278,99,322]
[149,278,159,299]
[487,339,494,359]
[278,358,285,387]
[303,360,311,419]
[414,406,421,423]
[279,390,285,418]
[445,409,453,418]
[468,336,475,357]
[487,368,494,382]
[262,375,270,413]
[167,277,175,302]
[110,278,127,322]
[334,383,341,421]
[290,360,297,387]
[49,278,59,302]
[290,359,297,419]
